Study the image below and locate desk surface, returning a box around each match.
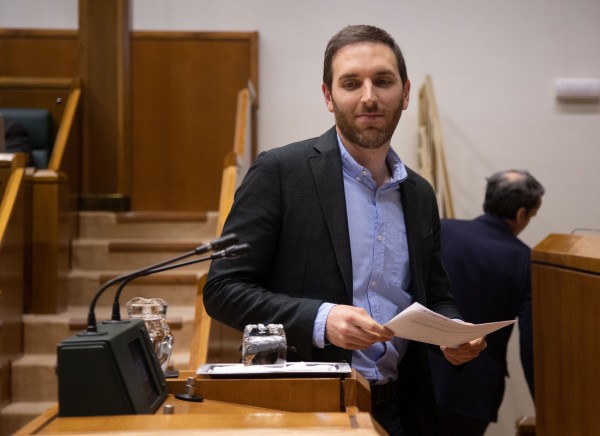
[16,370,382,435]
[17,398,381,435]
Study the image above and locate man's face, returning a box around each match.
[322,42,410,150]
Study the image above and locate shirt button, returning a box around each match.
[377,234,383,241]
[355,176,361,181]
[362,170,368,176]
[371,281,376,288]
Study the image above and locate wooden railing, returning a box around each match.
[189,84,256,369]
[0,77,82,313]
[0,152,26,407]
[418,75,454,218]
[216,83,256,235]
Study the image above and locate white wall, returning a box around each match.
[2,1,599,434]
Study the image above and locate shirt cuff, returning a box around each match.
[312,302,336,348]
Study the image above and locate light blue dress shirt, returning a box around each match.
[312,136,413,385]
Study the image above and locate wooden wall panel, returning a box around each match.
[131,32,258,211]
[0,29,258,212]
[0,29,79,77]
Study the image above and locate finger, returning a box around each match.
[440,338,488,364]
[359,325,394,342]
[351,314,395,342]
[327,322,379,349]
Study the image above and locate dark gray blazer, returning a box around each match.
[204,126,460,435]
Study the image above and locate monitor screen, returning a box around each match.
[128,336,161,405]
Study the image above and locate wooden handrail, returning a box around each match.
[0,153,27,417]
[188,273,212,369]
[192,86,255,366]
[216,86,255,236]
[0,76,81,314]
[0,153,26,244]
[418,75,455,218]
[48,78,81,171]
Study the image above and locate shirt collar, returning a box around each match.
[336,134,408,186]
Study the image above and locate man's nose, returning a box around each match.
[361,82,377,108]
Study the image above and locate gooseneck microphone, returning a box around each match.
[57,234,249,417]
[109,243,252,321]
[82,233,240,335]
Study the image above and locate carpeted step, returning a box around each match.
[78,211,218,240]
[0,401,56,436]
[3,210,220,434]
[66,269,200,307]
[71,239,213,272]
[11,355,57,403]
[23,306,195,356]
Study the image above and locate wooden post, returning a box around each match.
[78,0,131,211]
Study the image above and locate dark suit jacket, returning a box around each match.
[204,126,461,435]
[429,214,534,423]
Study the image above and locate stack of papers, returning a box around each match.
[384,303,514,347]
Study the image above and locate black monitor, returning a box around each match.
[57,319,168,417]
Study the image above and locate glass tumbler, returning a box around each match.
[126,297,174,372]
[241,323,287,366]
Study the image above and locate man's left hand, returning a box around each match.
[440,336,487,365]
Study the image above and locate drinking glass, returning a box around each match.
[126,297,174,372]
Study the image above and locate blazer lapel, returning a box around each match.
[400,176,425,302]
[308,128,353,298]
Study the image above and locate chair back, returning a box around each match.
[0,107,53,168]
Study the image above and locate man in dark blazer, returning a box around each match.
[429,170,544,436]
[204,25,486,436]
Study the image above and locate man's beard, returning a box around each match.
[332,97,404,150]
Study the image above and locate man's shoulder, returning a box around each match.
[261,127,338,159]
[442,216,531,253]
[440,218,473,235]
[403,166,436,193]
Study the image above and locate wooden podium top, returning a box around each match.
[16,369,382,435]
[532,233,600,274]
[18,403,381,435]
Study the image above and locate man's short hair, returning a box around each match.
[483,170,545,219]
[323,25,408,91]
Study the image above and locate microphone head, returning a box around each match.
[210,233,239,251]
[195,234,239,254]
[212,243,251,260]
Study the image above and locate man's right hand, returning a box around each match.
[325,305,394,350]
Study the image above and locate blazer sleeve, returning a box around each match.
[203,150,324,358]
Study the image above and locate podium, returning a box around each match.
[531,233,600,436]
[16,369,381,435]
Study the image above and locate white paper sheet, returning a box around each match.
[384,302,515,347]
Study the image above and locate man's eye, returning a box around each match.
[343,82,359,89]
[376,79,392,87]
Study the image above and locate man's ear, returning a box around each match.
[514,207,528,234]
[322,83,334,113]
[402,79,411,109]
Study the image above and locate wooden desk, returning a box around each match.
[173,369,372,413]
[532,234,600,435]
[16,370,382,435]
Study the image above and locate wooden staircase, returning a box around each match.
[0,210,235,435]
